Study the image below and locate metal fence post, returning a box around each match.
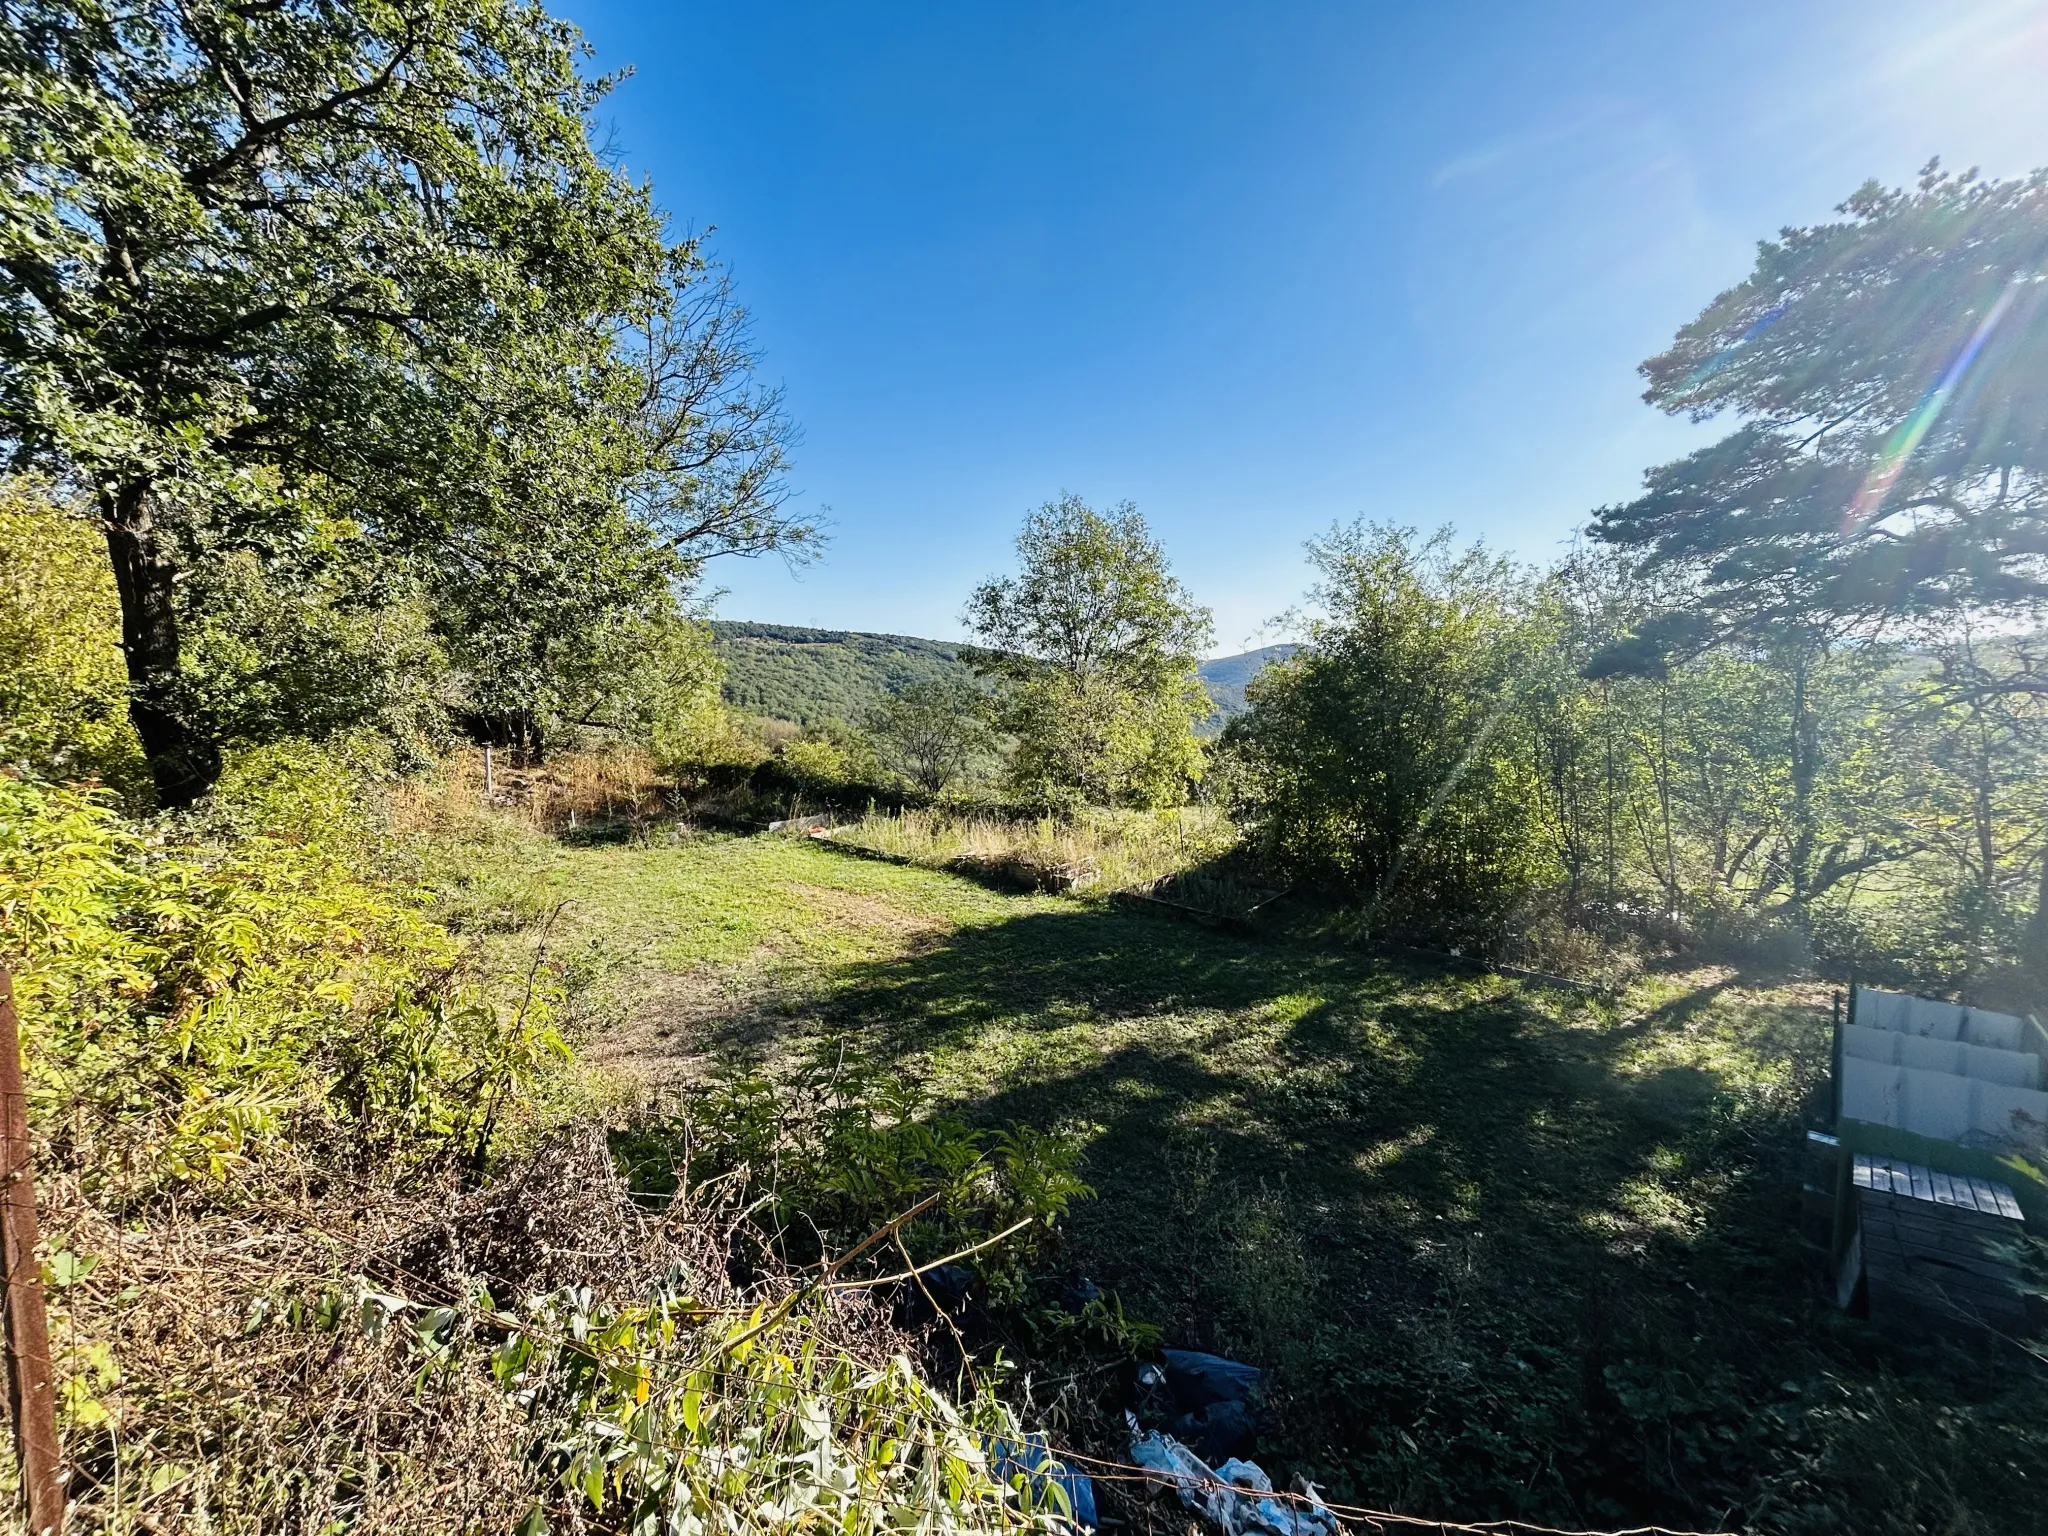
[0,971,63,1535]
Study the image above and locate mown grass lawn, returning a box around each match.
[509,827,2042,1534]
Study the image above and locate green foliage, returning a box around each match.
[451,571,730,768]
[1584,165,2048,980]
[179,543,452,768]
[616,1064,1091,1301]
[525,823,2048,1534]
[1001,668,1211,810]
[964,495,1213,807]
[242,1262,1069,1536]
[710,618,1284,753]
[1226,523,1546,939]
[710,622,982,729]
[1221,522,2048,984]
[1,478,456,785]
[493,1284,1070,1534]
[0,749,565,1185]
[1600,164,2048,639]
[0,0,674,801]
[0,0,803,805]
[0,478,144,790]
[866,680,1000,792]
[1525,548,1904,922]
[776,734,858,789]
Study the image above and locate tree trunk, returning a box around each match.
[1786,644,1818,918]
[102,481,219,809]
[2027,826,2048,982]
[1656,682,1678,913]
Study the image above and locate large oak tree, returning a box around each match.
[1,0,804,804]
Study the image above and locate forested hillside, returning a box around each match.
[712,619,1290,729]
[709,621,976,725]
[1195,643,1299,717]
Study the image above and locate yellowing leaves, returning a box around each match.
[1,763,562,1187]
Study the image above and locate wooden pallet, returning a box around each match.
[1850,1154,2027,1330]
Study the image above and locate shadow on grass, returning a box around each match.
[725,898,1865,1523]
[644,868,2036,1530]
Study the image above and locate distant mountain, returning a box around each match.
[1197,644,1299,723]
[709,620,1298,732]
[708,621,975,728]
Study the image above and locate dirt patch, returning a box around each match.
[580,965,812,1087]
[775,881,949,942]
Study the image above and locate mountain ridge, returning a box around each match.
[707,620,1294,730]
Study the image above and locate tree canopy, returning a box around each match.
[1225,523,1544,935]
[1593,164,2048,666]
[962,494,1212,806]
[0,0,803,804]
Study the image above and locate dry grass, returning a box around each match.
[46,1135,631,1533]
[45,1124,1047,1536]
[828,805,1235,894]
[395,746,673,841]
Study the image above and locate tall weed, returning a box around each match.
[832,805,1233,894]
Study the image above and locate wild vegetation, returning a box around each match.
[1193,170,2045,1003]
[429,813,2048,1536]
[962,496,1215,808]
[4,0,2048,1528]
[828,804,1235,895]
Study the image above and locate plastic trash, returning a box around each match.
[984,1433,1097,1530]
[1163,1349,1266,1410]
[895,1261,976,1327]
[1216,1459,1342,1536]
[1129,1416,1240,1532]
[1127,1415,1338,1536]
[1161,1348,1265,1462]
[920,1262,975,1311]
[1135,1359,1173,1413]
[1177,1397,1259,1464]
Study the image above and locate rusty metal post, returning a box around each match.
[0,971,63,1535]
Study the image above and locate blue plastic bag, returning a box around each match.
[985,1433,1098,1530]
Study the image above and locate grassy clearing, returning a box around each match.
[457,809,2047,1534]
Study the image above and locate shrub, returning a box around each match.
[54,1125,1076,1534]
[865,679,999,793]
[1,753,565,1187]
[615,1063,1092,1306]
[1225,523,1547,943]
[0,479,146,791]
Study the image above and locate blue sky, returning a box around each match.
[561,0,2048,653]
